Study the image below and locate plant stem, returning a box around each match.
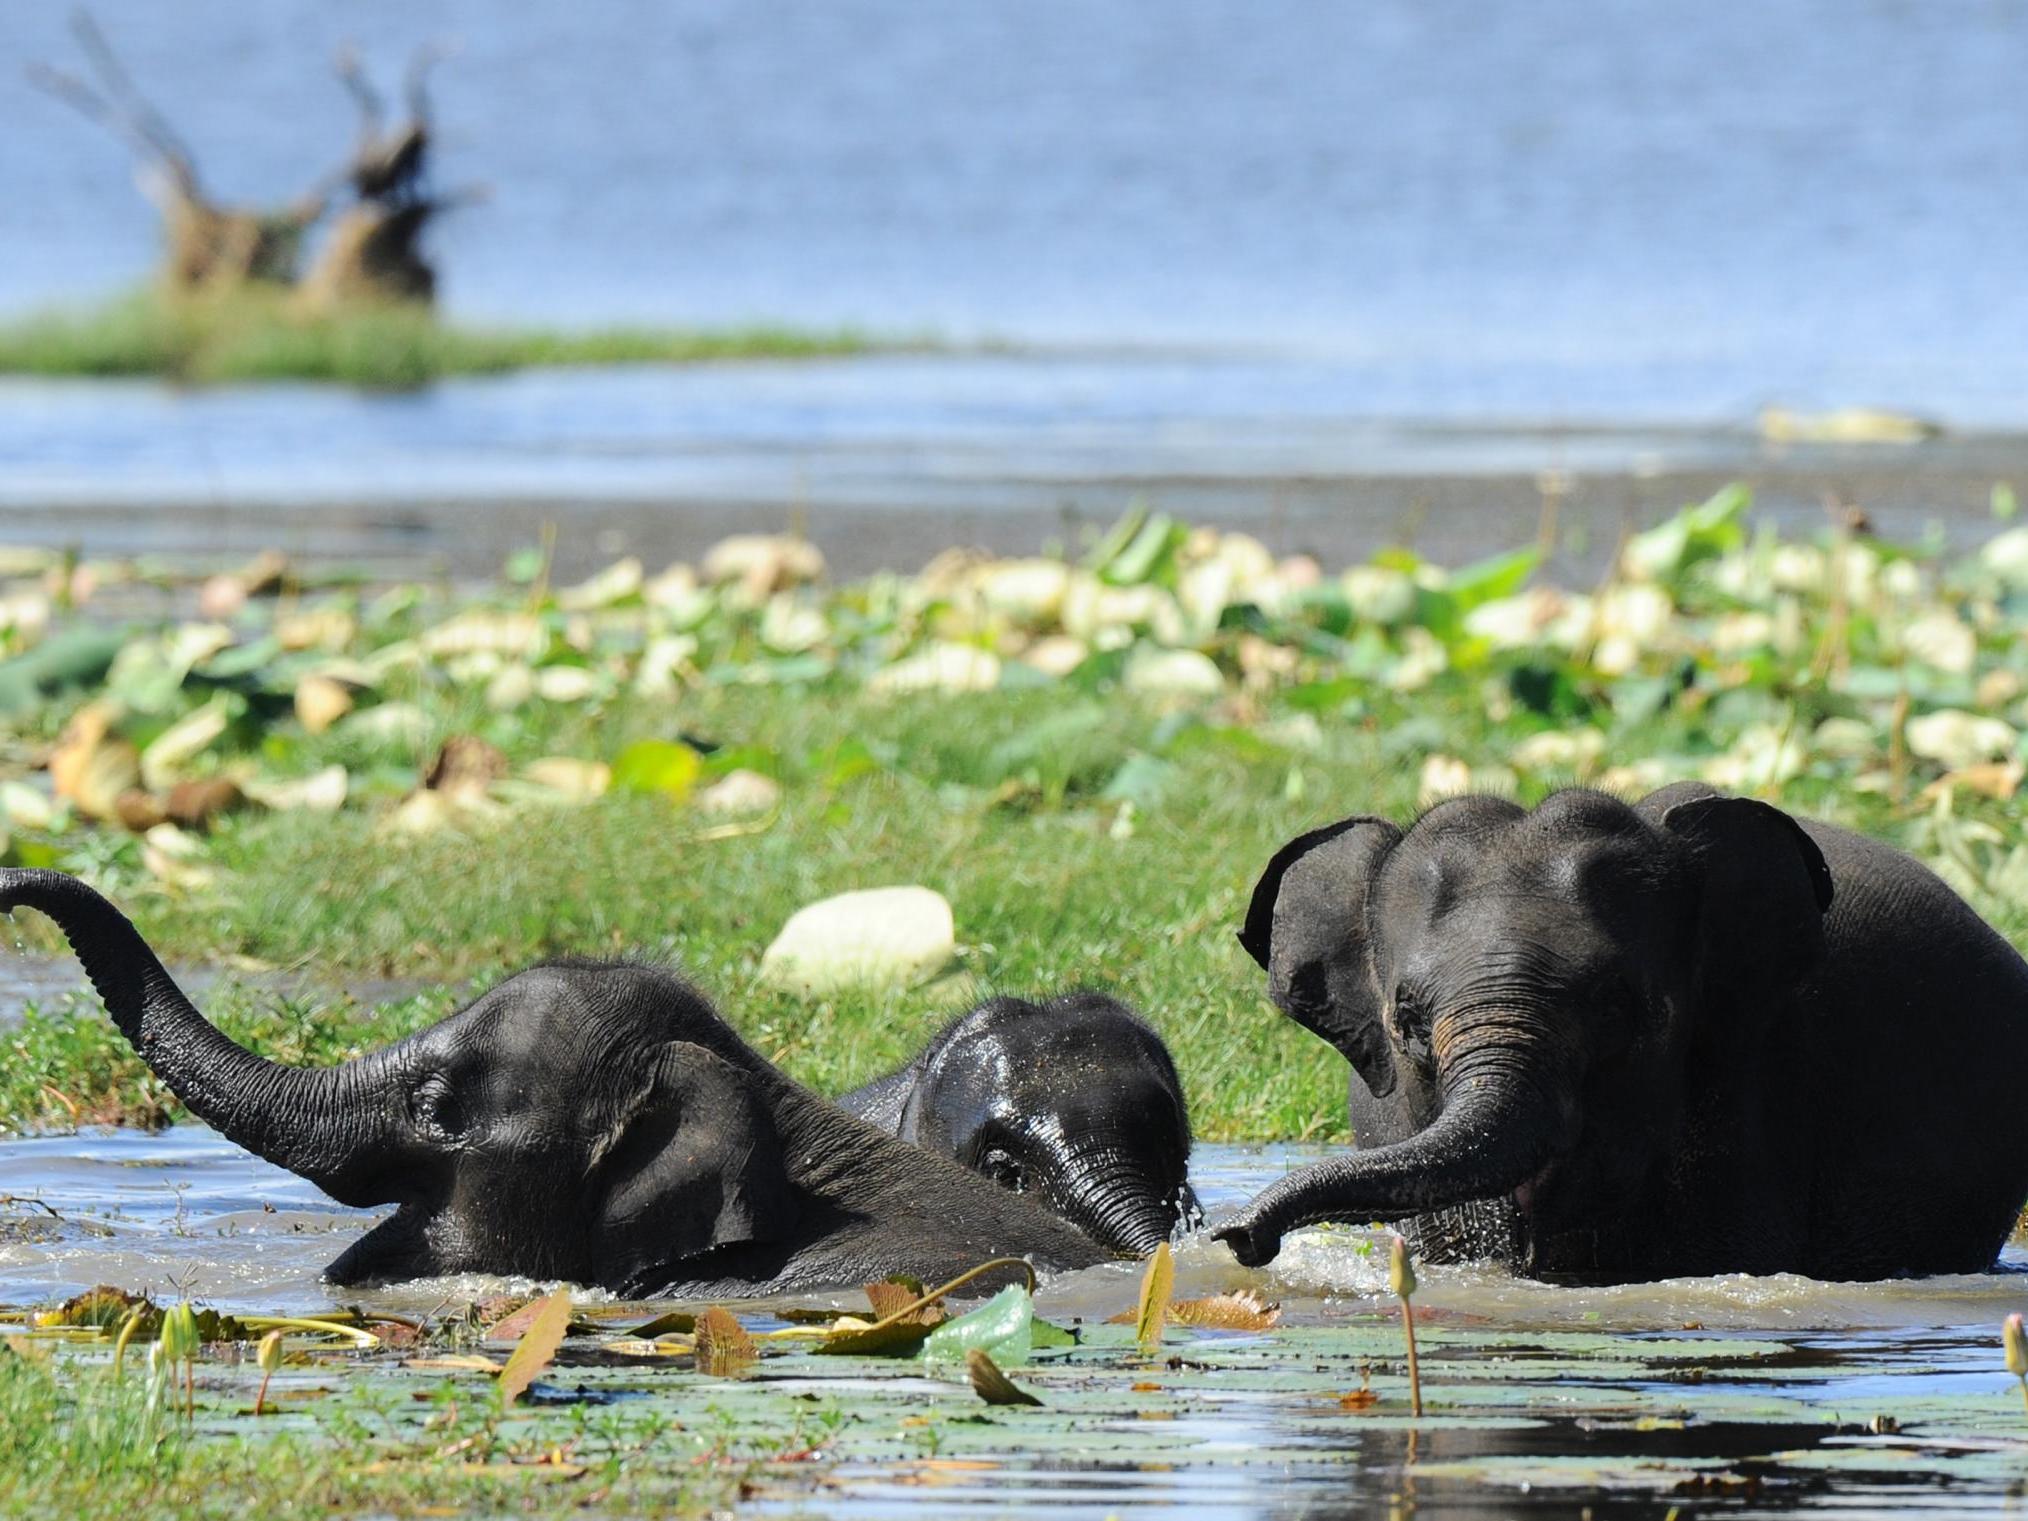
[1401,1296,1422,1418]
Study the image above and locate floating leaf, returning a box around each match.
[495,1288,571,1407]
[693,1306,758,1378]
[966,1348,1043,1407]
[1169,1290,1282,1332]
[1135,1241,1174,1354]
[920,1285,1036,1368]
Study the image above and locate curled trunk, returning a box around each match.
[1220,1042,1565,1264]
[0,869,398,1205]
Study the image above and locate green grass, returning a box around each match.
[0,288,890,387]
[2,685,1366,1142]
[0,1339,783,1519]
[7,491,2028,1146]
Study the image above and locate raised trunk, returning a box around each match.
[1,869,399,1205]
[1221,1054,1562,1263]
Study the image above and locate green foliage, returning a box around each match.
[0,289,888,388]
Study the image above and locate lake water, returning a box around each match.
[8,1,2028,571]
[9,0,2028,423]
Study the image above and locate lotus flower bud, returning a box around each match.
[160,1302,200,1363]
[2006,1313,2027,1378]
[257,1328,286,1377]
[1389,1235,1417,1299]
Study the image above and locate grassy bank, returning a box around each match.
[0,289,888,387]
[5,492,2028,1142]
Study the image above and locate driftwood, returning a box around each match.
[29,12,482,310]
[297,43,484,312]
[27,11,330,290]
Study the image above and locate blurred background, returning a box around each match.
[6,0,2028,576]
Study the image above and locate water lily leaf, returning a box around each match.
[1136,1241,1174,1353]
[814,1319,939,1357]
[610,738,703,801]
[966,1348,1043,1407]
[693,1307,758,1377]
[495,1288,572,1407]
[139,699,232,791]
[919,1285,1035,1368]
[621,1312,696,1339]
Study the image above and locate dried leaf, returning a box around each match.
[864,1277,946,1327]
[163,777,245,830]
[495,1288,571,1406]
[424,735,509,799]
[966,1348,1043,1407]
[1168,1290,1282,1331]
[49,705,140,821]
[43,1285,157,1333]
[1135,1240,1174,1354]
[693,1306,758,1377]
[294,675,354,734]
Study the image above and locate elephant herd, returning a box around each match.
[5,779,2028,1293]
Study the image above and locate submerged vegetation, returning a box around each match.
[0,288,886,387]
[7,490,2028,1139]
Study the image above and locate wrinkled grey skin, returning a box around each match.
[1216,784,2028,1283]
[840,991,1198,1255]
[0,869,1109,1294]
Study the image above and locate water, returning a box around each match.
[3,1125,2022,1330]
[5,1125,2026,1514]
[9,1,2028,570]
[8,0,2028,420]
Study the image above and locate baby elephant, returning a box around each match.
[842,992,1197,1254]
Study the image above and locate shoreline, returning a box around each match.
[4,448,2024,583]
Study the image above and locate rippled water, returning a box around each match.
[7,1126,2027,1514]
[3,1125,2022,1331]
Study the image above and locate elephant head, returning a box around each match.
[1217,784,1834,1274]
[891,992,1197,1254]
[0,868,1108,1291]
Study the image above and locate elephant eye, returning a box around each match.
[980,1148,1027,1193]
[409,1072,466,1141]
[1391,987,1432,1046]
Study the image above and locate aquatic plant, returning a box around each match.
[1390,1233,1422,1417]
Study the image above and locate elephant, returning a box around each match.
[1214,784,2028,1283]
[0,868,1111,1294]
[839,991,1198,1254]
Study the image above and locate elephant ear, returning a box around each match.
[1660,794,1835,993]
[591,1041,795,1284]
[1238,814,1403,1097]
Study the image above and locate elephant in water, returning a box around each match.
[1216,784,2028,1283]
[840,991,1198,1255]
[0,869,1110,1293]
